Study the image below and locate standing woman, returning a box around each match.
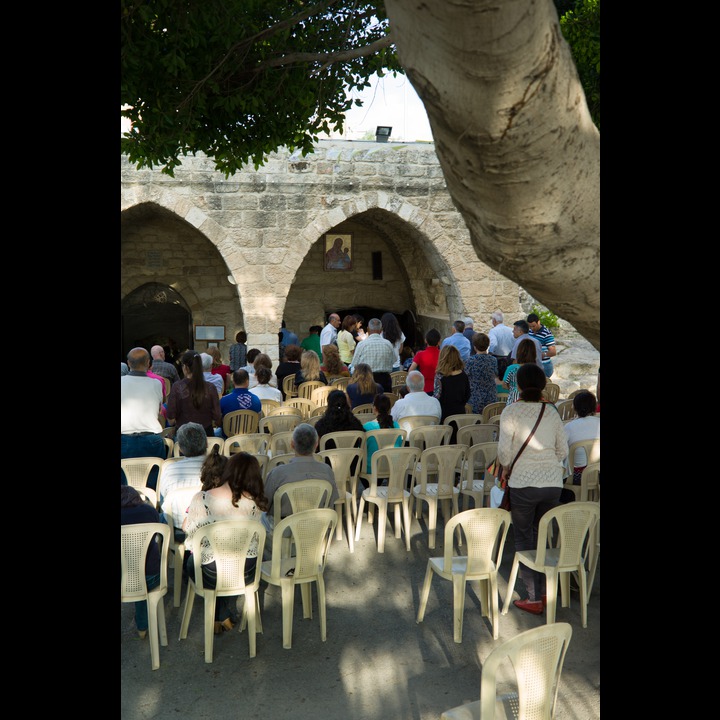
[433,345,471,431]
[182,452,268,634]
[320,344,351,381]
[336,315,357,367]
[228,331,247,373]
[497,363,568,615]
[166,350,222,437]
[464,332,500,414]
[380,312,406,372]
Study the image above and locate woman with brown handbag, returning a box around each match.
[497,363,568,615]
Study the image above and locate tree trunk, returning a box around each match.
[384,0,600,350]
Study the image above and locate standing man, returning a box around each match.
[121,346,165,488]
[150,345,180,385]
[440,320,472,363]
[300,325,323,359]
[510,320,544,370]
[527,312,557,378]
[487,310,515,357]
[462,317,476,355]
[320,312,341,348]
[350,317,396,392]
[279,320,299,361]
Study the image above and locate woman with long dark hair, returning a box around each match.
[380,312,406,371]
[166,350,222,436]
[313,390,364,443]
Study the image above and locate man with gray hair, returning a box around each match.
[200,352,225,398]
[391,370,442,422]
[488,310,515,357]
[462,316,476,356]
[158,422,208,541]
[261,423,339,539]
[440,320,472,363]
[350,317,395,392]
[150,344,180,385]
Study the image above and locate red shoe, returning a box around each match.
[513,599,544,615]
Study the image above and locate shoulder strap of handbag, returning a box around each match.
[508,403,546,474]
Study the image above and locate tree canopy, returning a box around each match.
[121,0,598,176]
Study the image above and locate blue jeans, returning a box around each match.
[542,360,554,378]
[509,486,561,601]
[121,434,165,490]
[134,573,161,631]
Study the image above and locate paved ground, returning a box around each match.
[121,510,600,720]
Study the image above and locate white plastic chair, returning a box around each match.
[458,441,498,511]
[480,402,505,424]
[397,414,440,434]
[163,485,202,607]
[259,413,301,436]
[416,508,511,641]
[178,518,266,662]
[440,623,573,720]
[412,444,467,549]
[223,433,269,457]
[456,424,499,447]
[355,446,419,553]
[502,502,600,628]
[121,522,171,670]
[121,457,163,492]
[318,447,364,552]
[260,508,338,649]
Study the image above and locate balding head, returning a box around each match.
[127,347,150,371]
[151,345,165,360]
[367,318,383,334]
[406,371,425,393]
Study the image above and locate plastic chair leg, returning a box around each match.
[317,575,328,642]
[178,582,196,639]
[280,577,295,649]
[501,556,521,615]
[416,562,433,623]
[452,572,466,643]
[203,592,217,663]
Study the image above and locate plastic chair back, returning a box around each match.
[260,399,281,417]
[284,397,317,419]
[441,623,573,720]
[223,433,269,457]
[329,376,351,390]
[407,424,453,451]
[319,430,366,452]
[282,374,298,399]
[542,382,561,403]
[352,403,375,415]
[121,522,171,670]
[296,381,325,400]
[273,477,334,528]
[260,414,301,435]
[555,399,578,421]
[222,409,260,437]
[481,402,506,424]
[311,385,337,407]
[121,457,164,492]
[178,518,266,661]
[456,423,499,446]
[397,414,440,433]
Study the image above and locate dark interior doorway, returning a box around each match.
[121,283,192,362]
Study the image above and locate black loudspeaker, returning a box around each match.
[372,251,383,280]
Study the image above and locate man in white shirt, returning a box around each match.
[391,371,442,422]
[319,313,341,347]
[487,310,515,356]
[158,422,207,541]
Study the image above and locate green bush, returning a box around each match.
[531,305,560,329]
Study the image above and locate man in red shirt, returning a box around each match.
[408,328,441,394]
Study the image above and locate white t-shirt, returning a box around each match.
[382,331,406,369]
[564,416,600,467]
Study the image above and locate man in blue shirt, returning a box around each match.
[218,369,261,437]
[279,320,299,360]
[440,320,472,363]
[527,313,557,378]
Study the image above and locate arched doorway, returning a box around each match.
[121,283,192,362]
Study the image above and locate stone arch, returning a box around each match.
[121,201,245,361]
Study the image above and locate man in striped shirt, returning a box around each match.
[527,313,557,378]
